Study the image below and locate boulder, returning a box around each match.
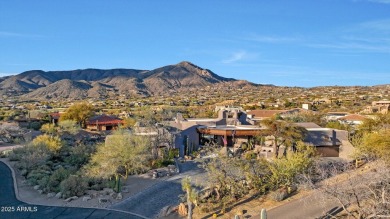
[85,190,99,198]
[55,192,62,199]
[152,171,158,179]
[158,206,171,217]
[33,185,40,190]
[38,190,43,194]
[121,187,129,193]
[116,193,122,200]
[47,192,56,198]
[98,197,109,203]
[167,165,176,173]
[20,169,28,177]
[65,196,78,202]
[178,203,187,216]
[159,205,178,217]
[101,188,114,195]
[167,206,178,216]
[82,196,91,202]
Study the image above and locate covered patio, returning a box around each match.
[196,125,269,147]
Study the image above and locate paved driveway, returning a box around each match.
[0,161,148,219]
[110,160,205,218]
[265,192,340,219]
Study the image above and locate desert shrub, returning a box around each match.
[27,168,51,186]
[64,144,95,168]
[0,150,9,158]
[32,134,63,153]
[30,121,42,130]
[241,142,248,151]
[87,177,109,191]
[58,120,81,134]
[17,145,52,171]
[152,158,175,168]
[47,167,71,193]
[37,175,50,190]
[267,142,316,189]
[8,147,26,161]
[167,148,179,159]
[245,152,257,160]
[40,123,56,134]
[60,175,87,198]
[12,137,23,144]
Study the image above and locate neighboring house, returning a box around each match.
[362,100,390,114]
[302,103,312,110]
[133,125,176,148]
[86,114,123,131]
[295,123,355,159]
[325,112,349,121]
[247,109,300,124]
[38,105,52,109]
[49,112,61,125]
[338,114,367,125]
[303,128,341,157]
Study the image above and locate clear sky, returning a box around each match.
[1,0,389,87]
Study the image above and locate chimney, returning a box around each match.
[233,110,238,119]
[332,130,337,146]
[218,110,227,119]
[176,113,184,123]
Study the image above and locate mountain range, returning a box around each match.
[0,61,262,100]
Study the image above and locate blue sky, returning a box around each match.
[1,0,389,87]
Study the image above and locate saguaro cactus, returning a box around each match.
[260,209,267,219]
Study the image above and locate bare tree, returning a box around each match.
[298,160,390,218]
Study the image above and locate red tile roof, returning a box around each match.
[86,114,123,125]
[339,114,367,121]
[50,112,61,119]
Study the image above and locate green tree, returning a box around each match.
[60,102,94,127]
[85,130,152,192]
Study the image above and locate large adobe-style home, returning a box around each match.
[168,107,266,156]
[167,107,352,159]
